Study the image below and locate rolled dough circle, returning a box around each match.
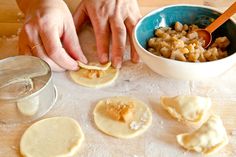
[69,67,119,88]
[20,117,84,157]
[93,96,152,139]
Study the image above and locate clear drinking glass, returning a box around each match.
[0,56,57,124]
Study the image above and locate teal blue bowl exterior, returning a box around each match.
[135,5,236,55]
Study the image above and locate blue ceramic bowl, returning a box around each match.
[133,4,236,80]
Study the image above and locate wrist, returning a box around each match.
[16,0,66,14]
[16,0,38,14]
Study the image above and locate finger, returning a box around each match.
[90,16,110,64]
[19,46,32,56]
[125,17,140,63]
[62,19,88,63]
[73,2,88,32]
[39,25,79,70]
[31,42,65,72]
[18,28,32,56]
[109,16,127,69]
[31,43,65,72]
[25,25,65,71]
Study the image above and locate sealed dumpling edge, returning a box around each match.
[176,114,229,155]
[160,95,212,122]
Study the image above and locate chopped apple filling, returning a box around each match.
[106,101,134,122]
[87,70,105,79]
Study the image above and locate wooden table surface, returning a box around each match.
[0,0,205,36]
[1,0,236,157]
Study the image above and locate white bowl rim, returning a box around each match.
[133,4,236,66]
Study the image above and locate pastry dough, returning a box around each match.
[17,96,39,116]
[93,96,152,139]
[70,62,118,88]
[160,95,211,122]
[20,117,84,157]
[176,115,228,155]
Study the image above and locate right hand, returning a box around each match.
[18,0,87,71]
[73,0,142,69]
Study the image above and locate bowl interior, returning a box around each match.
[135,5,236,56]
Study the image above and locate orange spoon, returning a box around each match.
[197,2,236,48]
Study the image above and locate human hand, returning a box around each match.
[73,0,142,68]
[18,0,87,71]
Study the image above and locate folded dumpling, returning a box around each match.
[160,95,211,122]
[176,115,228,155]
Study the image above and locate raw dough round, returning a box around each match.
[20,117,84,157]
[69,65,119,88]
[93,96,152,139]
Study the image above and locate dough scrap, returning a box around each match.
[93,96,152,139]
[78,61,111,71]
[17,96,39,116]
[160,95,211,122]
[70,62,118,88]
[20,117,84,157]
[176,115,228,155]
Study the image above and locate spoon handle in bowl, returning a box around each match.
[206,2,236,33]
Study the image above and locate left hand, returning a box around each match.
[17,0,87,71]
[73,0,141,68]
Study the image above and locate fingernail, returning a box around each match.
[83,56,88,64]
[131,57,140,63]
[99,53,109,64]
[71,62,79,71]
[113,59,122,69]
[115,62,122,69]
[72,66,79,71]
[79,55,88,64]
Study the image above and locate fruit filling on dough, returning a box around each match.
[69,62,119,88]
[86,70,105,79]
[93,96,152,139]
[106,101,134,122]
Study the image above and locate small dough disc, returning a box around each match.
[93,96,152,138]
[69,64,119,88]
[20,117,84,157]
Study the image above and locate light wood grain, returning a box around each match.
[0,0,21,22]
[0,0,204,36]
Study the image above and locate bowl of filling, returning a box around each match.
[133,4,236,80]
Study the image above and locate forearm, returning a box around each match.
[16,0,65,14]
